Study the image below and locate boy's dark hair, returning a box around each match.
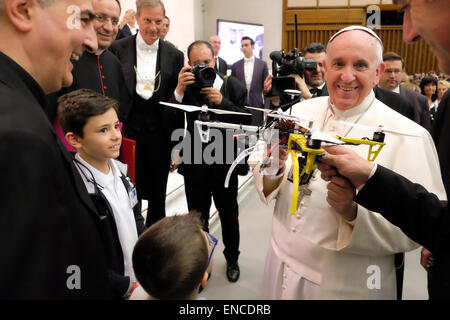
[383,51,405,69]
[302,42,326,54]
[57,89,119,137]
[132,212,208,300]
[241,36,254,45]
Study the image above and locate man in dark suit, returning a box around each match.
[373,86,416,121]
[109,0,184,227]
[171,41,250,283]
[0,0,109,299]
[209,35,228,75]
[232,36,269,126]
[379,52,431,131]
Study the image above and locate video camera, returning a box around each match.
[270,48,317,79]
[190,63,216,89]
[268,48,317,98]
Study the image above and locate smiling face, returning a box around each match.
[136,5,164,45]
[75,107,122,168]
[423,82,437,97]
[324,30,384,110]
[28,0,98,92]
[92,0,120,50]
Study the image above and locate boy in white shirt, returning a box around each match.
[57,89,146,299]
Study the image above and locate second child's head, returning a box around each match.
[132,212,216,300]
[57,89,121,164]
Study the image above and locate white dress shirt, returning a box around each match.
[244,56,255,92]
[75,154,139,282]
[136,33,159,100]
[392,85,400,94]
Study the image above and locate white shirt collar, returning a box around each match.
[308,81,326,90]
[74,153,115,189]
[329,89,376,118]
[137,33,159,53]
[392,86,400,94]
[244,56,255,62]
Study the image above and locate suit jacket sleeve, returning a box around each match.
[431,90,450,195]
[355,165,449,256]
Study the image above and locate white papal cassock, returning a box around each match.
[253,91,446,299]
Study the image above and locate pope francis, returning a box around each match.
[252,26,446,299]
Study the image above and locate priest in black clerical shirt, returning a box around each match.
[46,0,130,124]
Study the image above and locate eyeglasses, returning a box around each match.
[205,232,218,269]
[384,69,402,74]
[94,13,120,26]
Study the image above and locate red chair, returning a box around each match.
[119,137,136,184]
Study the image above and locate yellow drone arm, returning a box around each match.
[290,150,300,216]
[287,134,324,215]
[336,137,386,162]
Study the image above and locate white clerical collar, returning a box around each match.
[137,33,159,52]
[244,56,254,62]
[392,86,400,94]
[95,49,105,56]
[329,89,375,118]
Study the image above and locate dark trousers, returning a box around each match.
[183,168,240,263]
[125,94,170,227]
[134,132,170,227]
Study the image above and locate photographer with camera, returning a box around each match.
[171,40,250,283]
[264,42,327,107]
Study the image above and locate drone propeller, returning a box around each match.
[284,89,302,97]
[266,112,317,124]
[245,106,269,113]
[334,121,422,137]
[160,102,251,116]
[310,130,345,145]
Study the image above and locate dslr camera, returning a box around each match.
[190,63,216,89]
[268,48,317,99]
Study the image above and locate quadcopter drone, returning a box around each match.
[160,100,418,215]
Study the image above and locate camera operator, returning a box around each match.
[264,42,327,105]
[171,40,250,283]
